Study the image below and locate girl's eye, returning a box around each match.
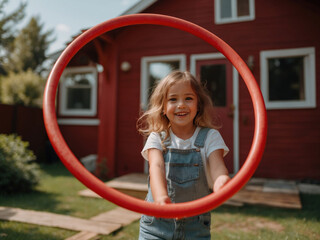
[168,98,176,102]
[186,97,193,101]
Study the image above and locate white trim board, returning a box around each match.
[58,118,100,126]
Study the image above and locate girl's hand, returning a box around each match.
[208,149,230,193]
[155,196,181,220]
[154,195,171,205]
[213,174,230,193]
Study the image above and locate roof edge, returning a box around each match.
[121,0,158,15]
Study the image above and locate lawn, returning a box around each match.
[0,162,319,240]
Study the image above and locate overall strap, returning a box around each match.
[159,131,171,148]
[194,128,210,148]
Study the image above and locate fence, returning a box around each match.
[0,103,52,162]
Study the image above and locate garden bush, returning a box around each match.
[0,134,40,194]
[0,70,45,107]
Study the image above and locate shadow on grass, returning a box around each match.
[0,222,74,240]
[0,162,86,215]
[40,161,74,177]
[0,190,72,215]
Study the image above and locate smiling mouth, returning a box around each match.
[175,112,188,116]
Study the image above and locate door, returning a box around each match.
[196,59,234,173]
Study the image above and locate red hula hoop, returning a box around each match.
[43,14,267,219]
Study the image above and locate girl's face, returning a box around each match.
[163,81,198,133]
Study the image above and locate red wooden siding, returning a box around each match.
[63,0,319,180]
[56,47,100,160]
[59,125,98,159]
[111,0,320,179]
[96,42,118,178]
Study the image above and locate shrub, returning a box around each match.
[0,134,40,194]
[0,70,45,107]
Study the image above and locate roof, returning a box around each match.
[121,0,157,15]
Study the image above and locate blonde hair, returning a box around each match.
[137,71,220,138]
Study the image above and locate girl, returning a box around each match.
[137,71,230,240]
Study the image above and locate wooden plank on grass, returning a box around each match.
[78,188,101,198]
[106,173,148,191]
[230,189,302,209]
[263,180,299,194]
[66,207,141,240]
[91,207,141,226]
[0,207,121,235]
[65,231,99,240]
[78,173,148,200]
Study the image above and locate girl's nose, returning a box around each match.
[177,101,185,108]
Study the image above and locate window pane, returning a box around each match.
[221,0,232,19]
[64,72,93,86]
[67,88,91,109]
[200,64,226,107]
[64,72,94,110]
[237,0,250,16]
[268,57,305,101]
[147,61,180,98]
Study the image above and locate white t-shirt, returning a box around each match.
[141,127,229,189]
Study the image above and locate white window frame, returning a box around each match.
[59,66,98,116]
[215,0,255,24]
[260,47,316,109]
[140,54,186,110]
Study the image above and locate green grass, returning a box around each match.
[102,195,320,240]
[0,162,320,240]
[0,162,115,218]
[0,221,73,240]
[210,195,320,240]
[0,162,116,240]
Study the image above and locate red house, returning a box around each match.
[56,0,320,180]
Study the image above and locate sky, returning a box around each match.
[6,0,141,54]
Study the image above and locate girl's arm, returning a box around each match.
[208,149,231,193]
[148,148,171,205]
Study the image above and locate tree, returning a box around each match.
[0,69,45,107]
[3,16,54,74]
[0,0,26,75]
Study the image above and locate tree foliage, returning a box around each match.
[0,1,54,106]
[4,16,54,74]
[0,0,26,75]
[0,69,45,107]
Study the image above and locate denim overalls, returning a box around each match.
[139,128,212,240]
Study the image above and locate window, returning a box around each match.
[200,64,227,107]
[141,54,186,110]
[59,66,98,116]
[215,0,255,24]
[260,47,316,109]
